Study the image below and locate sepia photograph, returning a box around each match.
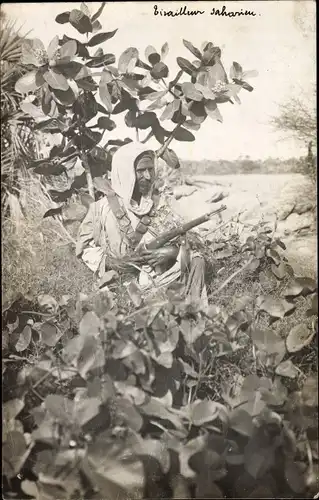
[1,1,317,498]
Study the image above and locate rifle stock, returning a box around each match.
[145,204,227,250]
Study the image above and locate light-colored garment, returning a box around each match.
[76,142,183,291]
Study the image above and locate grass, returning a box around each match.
[2,175,94,306]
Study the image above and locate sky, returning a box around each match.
[3,1,316,161]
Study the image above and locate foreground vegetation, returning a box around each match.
[2,3,318,499]
[3,222,318,499]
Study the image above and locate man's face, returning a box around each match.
[135,157,155,196]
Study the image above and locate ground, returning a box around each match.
[170,173,317,278]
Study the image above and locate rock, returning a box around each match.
[208,191,229,204]
[278,203,295,221]
[173,185,197,200]
[294,201,314,215]
[277,213,313,237]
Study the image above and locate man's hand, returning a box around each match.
[139,246,178,267]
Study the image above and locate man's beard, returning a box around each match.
[138,181,152,196]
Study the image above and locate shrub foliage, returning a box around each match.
[3,228,318,499]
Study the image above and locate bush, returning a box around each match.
[2,226,318,499]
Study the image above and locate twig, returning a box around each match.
[21,310,55,318]
[211,257,254,296]
[3,355,33,363]
[156,120,184,158]
[205,217,235,238]
[31,387,44,401]
[32,368,55,389]
[82,153,95,199]
[161,78,179,99]
[123,300,169,322]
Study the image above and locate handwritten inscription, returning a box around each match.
[153,5,257,18]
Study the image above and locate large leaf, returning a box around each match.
[87,29,118,46]
[302,375,318,407]
[135,112,157,129]
[152,122,167,144]
[77,335,105,378]
[21,39,47,67]
[250,326,286,366]
[88,441,145,494]
[52,86,77,106]
[173,127,195,142]
[183,120,200,131]
[92,20,102,32]
[145,45,161,65]
[145,90,167,102]
[275,360,299,379]
[284,277,317,297]
[189,101,207,124]
[118,47,139,73]
[150,62,169,79]
[77,76,98,90]
[244,429,277,479]
[202,45,222,66]
[183,39,202,59]
[140,397,184,430]
[69,9,92,34]
[160,101,176,121]
[181,82,203,101]
[40,322,63,347]
[3,399,25,424]
[58,39,77,61]
[284,459,307,494]
[86,53,115,68]
[286,323,315,353]
[43,69,69,91]
[96,116,116,130]
[3,430,28,479]
[233,78,254,92]
[191,400,224,426]
[99,73,112,112]
[46,35,59,61]
[15,325,32,352]
[161,148,180,169]
[79,311,100,337]
[195,83,216,100]
[161,42,169,60]
[116,398,143,431]
[19,101,45,119]
[257,295,295,320]
[176,57,197,75]
[205,100,223,122]
[15,70,44,94]
[230,61,243,80]
[32,160,66,176]
[306,294,318,317]
[229,408,254,437]
[55,12,70,24]
[207,63,227,87]
[271,262,287,280]
[91,2,106,23]
[45,394,74,423]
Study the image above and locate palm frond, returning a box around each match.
[0,20,28,63]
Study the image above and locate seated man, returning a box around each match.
[76,141,207,303]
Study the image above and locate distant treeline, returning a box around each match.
[181,156,316,176]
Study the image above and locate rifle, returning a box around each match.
[143,204,227,250]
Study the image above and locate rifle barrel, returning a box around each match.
[146,204,227,250]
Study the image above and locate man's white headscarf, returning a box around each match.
[111,141,157,217]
